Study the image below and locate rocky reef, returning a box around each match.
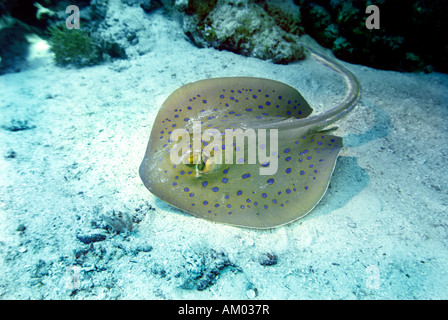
[178,0,306,64]
[179,0,447,73]
[297,0,447,73]
[0,0,446,73]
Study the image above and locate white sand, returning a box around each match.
[1,9,447,299]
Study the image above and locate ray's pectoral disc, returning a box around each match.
[139,77,343,229]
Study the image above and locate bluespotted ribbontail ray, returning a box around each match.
[139,45,361,229]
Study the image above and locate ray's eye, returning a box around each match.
[197,153,215,174]
[186,154,210,174]
[185,151,215,174]
[196,156,207,172]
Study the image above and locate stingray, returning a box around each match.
[139,45,361,229]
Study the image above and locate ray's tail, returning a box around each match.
[302,44,361,129]
[252,43,361,133]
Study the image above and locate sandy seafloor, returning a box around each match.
[1,10,447,300]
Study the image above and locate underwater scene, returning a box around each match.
[0,0,447,300]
